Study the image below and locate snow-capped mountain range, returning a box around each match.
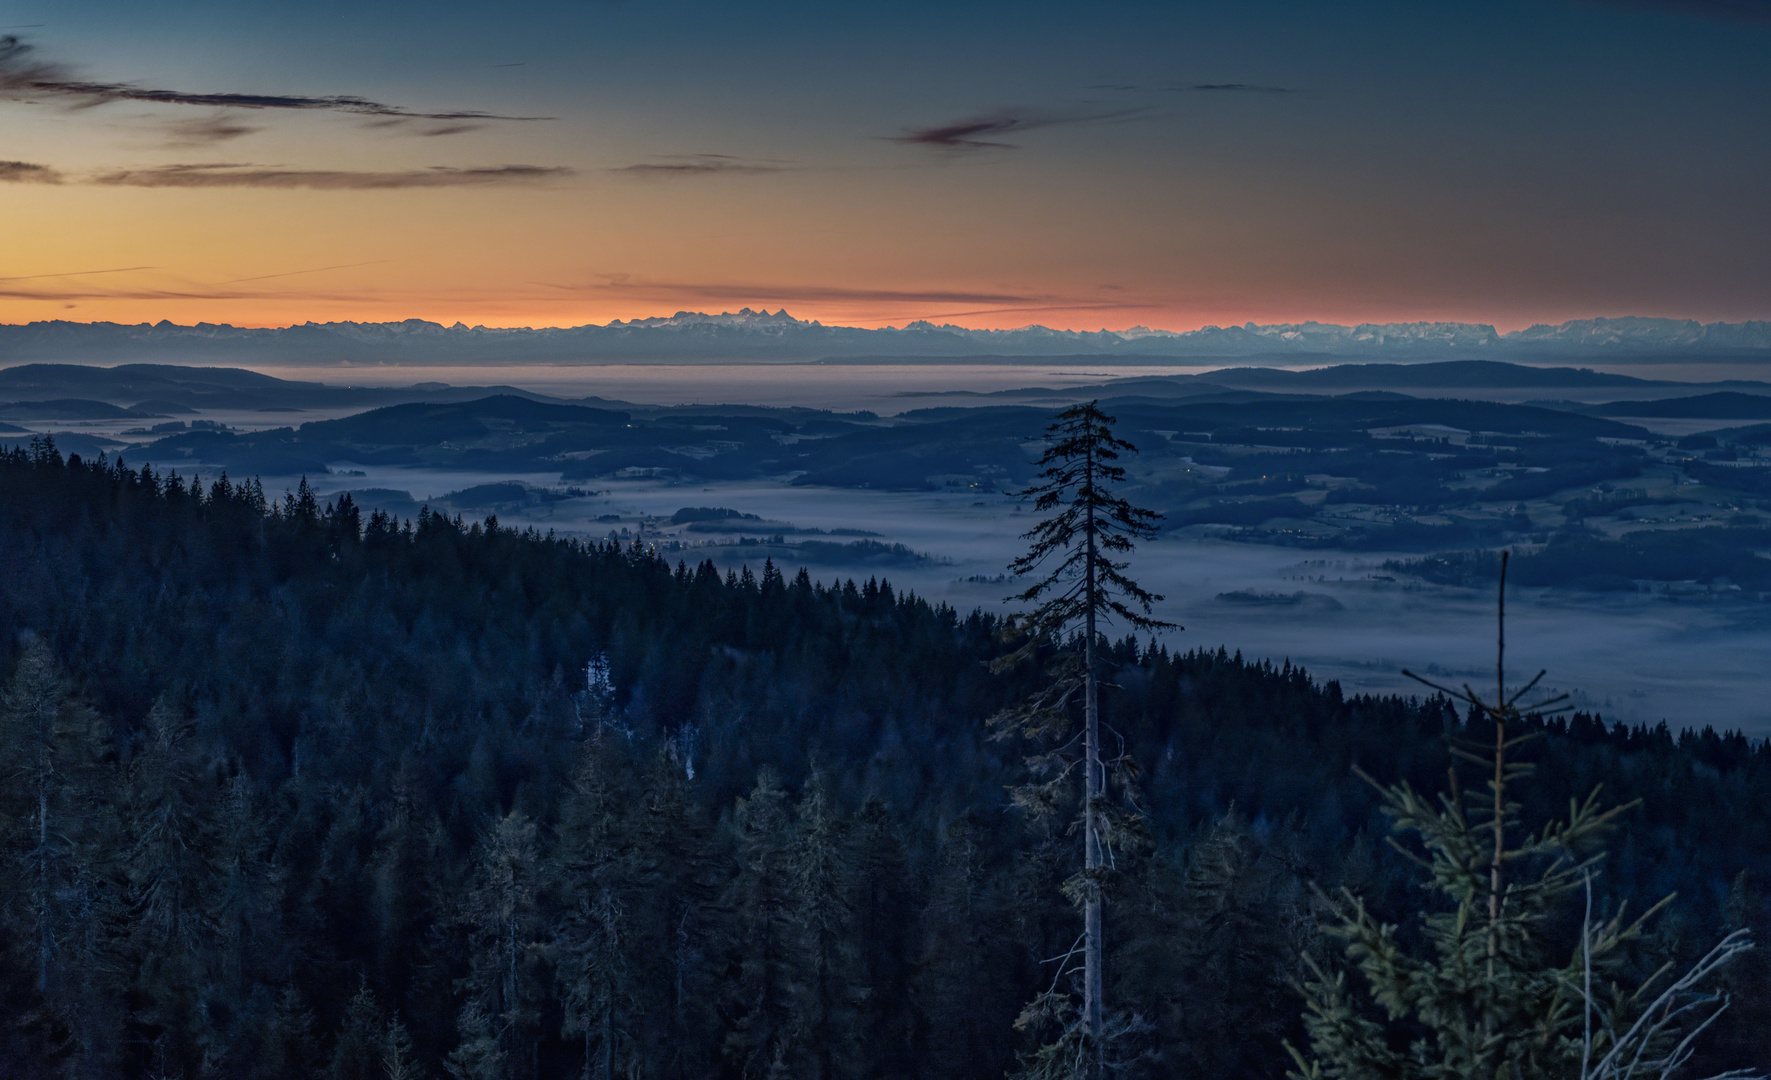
[1,310,1767,365]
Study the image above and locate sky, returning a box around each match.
[2,0,1768,332]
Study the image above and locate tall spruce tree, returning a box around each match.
[451,810,542,1080]
[254,987,325,1080]
[329,979,389,1080]
[368,762,449,1031]
[784,768,862,1080]
[723,767,798,1080]
[1112,808,1313,1079]
[549,733,639,1080]
[206,772,284,1066]
[995,401,1174,1079]
[627,745,721,1080]
[122,699,220,1077]
[914,812,1020,1080]
[848,800,916,1078]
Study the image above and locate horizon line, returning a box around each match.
[3,310,1769,338]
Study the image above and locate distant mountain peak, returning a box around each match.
[607,307,809,329]
[1511,317,1771,351]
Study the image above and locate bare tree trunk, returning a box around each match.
[1488,555,1508,997]
[1083,459,1104,1080]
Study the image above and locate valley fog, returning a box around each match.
[255,360,1771,737]
[426,480,1771,736]
[28,359,1771,734]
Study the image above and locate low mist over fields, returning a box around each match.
[11,349,1771,731]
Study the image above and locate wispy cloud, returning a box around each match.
[0,265,156,282]
[0,34,549,122]
[1166,82,1296,94]
[360,116,490,138]
[160,114,264,147]
[1086,81,1298,95]
[419,123,484,137]
[0,159,61,182]
[894,107,1147,151]
[90,163,572,189]
[0,284,376,302]
[607,153,791,177]
[0,267,388,303]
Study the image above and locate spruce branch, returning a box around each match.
[1292,550,1762,1080]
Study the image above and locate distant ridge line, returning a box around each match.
[0,312,1768,365]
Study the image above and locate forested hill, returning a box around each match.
[3,438,1771,1078]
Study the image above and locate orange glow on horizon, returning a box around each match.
[4,169,1764,337]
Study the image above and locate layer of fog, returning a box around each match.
[291,462,1771,736]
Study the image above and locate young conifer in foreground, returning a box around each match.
[1288,552,1762,1080]
[992,400,1175,1080]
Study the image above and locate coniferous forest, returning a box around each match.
[4,436,1771,1078]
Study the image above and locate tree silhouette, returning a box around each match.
[995,400,1175,1078]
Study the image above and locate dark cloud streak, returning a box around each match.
[0,35,549,121]
[1169,82,1297,93]
[161,114,264,146]
[91,163,573,189]
[0,160,61,182]
[895,107,1147,150]
[1086,81,1298,94]
[608,154,790,177]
